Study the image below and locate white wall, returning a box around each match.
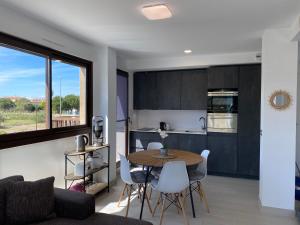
[133,110,206,131]
[0,5,118,187]
[0,138,75,187]
[0,5,93,60]
[260,28,298,210]
[93,47,117,182]
[126,51,260,71]
[297,45,300,173]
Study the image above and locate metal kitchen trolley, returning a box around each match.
[64,144,110,195]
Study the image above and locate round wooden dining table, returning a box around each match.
[127,149,203,220]
[128,149,203,167]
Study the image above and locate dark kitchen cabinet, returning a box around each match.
[237,64,261,178]
[165,133,179,149]
[156,70,182,109]
[133,69,208,110]
[178,134,207,154]
[181,69,208,110]
[208,66,239,89]
[134,72,158,109]
[129,131,160,152]
[207,133,238,175]
[129,132,207,155]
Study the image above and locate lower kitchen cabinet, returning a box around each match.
[178,134,207,154]
[207,132,238,175]
[130,131,257,179]
[165,133,179,149]
[237,134,260,177]
[129,131,160,152]
[130,131,207,155]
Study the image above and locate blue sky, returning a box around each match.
[0,46,80,99]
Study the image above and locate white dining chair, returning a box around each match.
[147,142,163,150]
[147,142,163,174]
[151,161,190,225]
[188,149,210,213]
[146,142,164,199]
[117,154,153,217]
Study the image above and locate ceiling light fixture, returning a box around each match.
[184,49,192,54]
[142,4,172,20]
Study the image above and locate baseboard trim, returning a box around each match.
[259,199,295,217]
[207,171,259,180]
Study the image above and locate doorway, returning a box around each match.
[116,69,129,162]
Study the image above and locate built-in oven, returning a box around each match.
[207,113,238,133]
[207,89,238,113]
[207,89,238,133]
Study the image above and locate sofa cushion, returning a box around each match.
[54,188,95,220]
[31,213,153,225]
[6,177,55,225]
[0,176,24,225]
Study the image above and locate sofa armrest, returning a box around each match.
[54,188,95,220]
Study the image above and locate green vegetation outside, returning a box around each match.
[0,94,80,135]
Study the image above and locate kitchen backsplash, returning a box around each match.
[131,110,207,131]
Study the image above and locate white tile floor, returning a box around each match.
[95,175,299,225]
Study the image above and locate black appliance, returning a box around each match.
[160,122,167,131]
[207,89,238,113]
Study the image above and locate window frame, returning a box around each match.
[0,32,93,150]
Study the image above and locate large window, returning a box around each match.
[0,32,92,149]
[51,60,86,128]
[0,47,46,134]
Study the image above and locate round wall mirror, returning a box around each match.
[269,90,291,110]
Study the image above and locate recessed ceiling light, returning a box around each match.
[142,4,172,20]
[184,49,192,54]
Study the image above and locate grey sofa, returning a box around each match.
[0,176,152,225]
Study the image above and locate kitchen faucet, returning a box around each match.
[199,116,206,131]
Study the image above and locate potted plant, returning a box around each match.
[158,129,169,156]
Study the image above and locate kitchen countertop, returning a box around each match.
[131,128,207,135]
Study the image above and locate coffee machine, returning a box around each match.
[92,116,104,146]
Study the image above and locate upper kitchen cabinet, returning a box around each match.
[208,66,239,89]
[156,70,182,110]
[134,71,158,109]
[237,64,261,178]
[181,69,208,110]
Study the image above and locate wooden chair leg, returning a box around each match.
[125,185,132,217]
[152,193,161,217]
[159,195,166,225]
[149,187,153,200]
[174,194,180,214]
[178,194,189,225]
[197,181,203,200]
[199,182,210,213]
[117,184,127,207]
[145,191,153,215]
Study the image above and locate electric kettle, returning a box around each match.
[75,134,89,152]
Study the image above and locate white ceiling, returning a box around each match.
[1,0,300,59]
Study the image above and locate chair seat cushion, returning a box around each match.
[130,171,154,184]
[188,170,205,182]
[31,212,153,225]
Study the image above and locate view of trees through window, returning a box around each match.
[0,45,86,135]
[51,60,86,128]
